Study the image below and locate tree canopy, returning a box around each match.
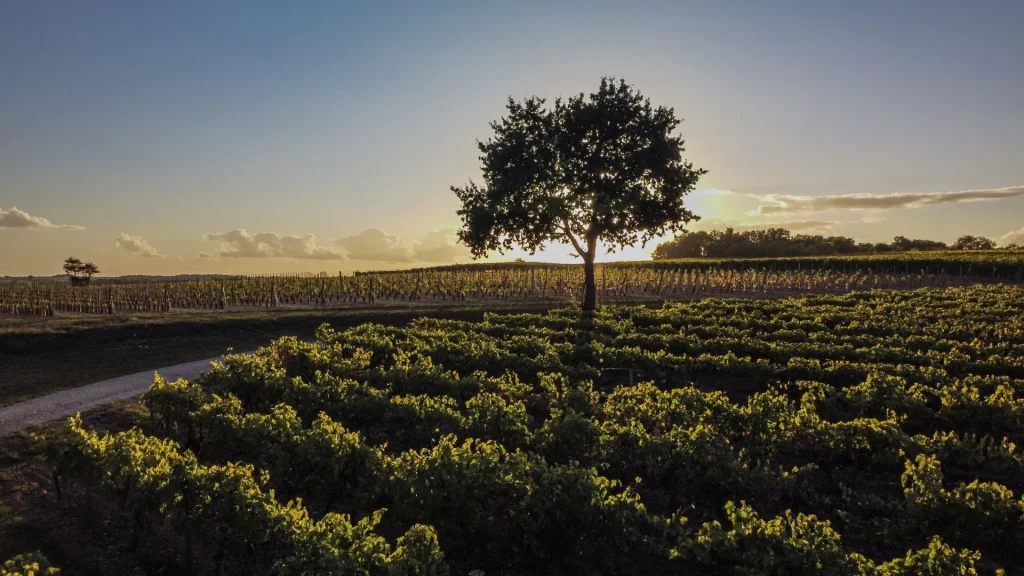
[653,229,957,259]
[63,257,100,284]
[652,229,1012,259]
[452,77,706,310]
[952,235,996,251]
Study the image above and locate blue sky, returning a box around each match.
[2,0,1023,275]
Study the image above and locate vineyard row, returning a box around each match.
[1,265,1011,316]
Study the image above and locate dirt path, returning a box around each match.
[0,355,245,435]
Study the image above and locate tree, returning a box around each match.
[952,235,996,251]
[81,262,100,279]
[892,235,948,252]
[63,257,84,278]
[452,78,706,311]
[652,230,716,258]
[652,228,864,259]
[62,257,99,285]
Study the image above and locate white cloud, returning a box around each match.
[335,229,414,262]
[201,228,467,263]
[115,233,162,258]
[205,229,345,260]
[334,228,470,263]
[750,185,1024,216]
[0,206,84,230]
[997,227,1024,247]
[197,228,472,264]
[411,229,470,262]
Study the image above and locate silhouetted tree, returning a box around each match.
[63,257,99,285]
[653,228,956,259]
[452,78,706,311]
[82,262,100,279]
[892,235,948,252]
[63,257,84,278]
[952,235,996,250]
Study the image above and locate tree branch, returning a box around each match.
[561,219,587,258]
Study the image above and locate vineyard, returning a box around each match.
[3,250,1023,316]
[31,285,1024,573]
[380,249,1024,276]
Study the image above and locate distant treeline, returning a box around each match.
[652,228,1009,259]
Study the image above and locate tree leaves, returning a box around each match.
[453,77,706,260]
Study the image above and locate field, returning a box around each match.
[2,250,1023,317]
[7,284,1023,574]
[392,249,1024,275]
[0,303,560,407]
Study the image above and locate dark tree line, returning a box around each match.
[652,228,1005,259]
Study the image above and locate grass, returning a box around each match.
[0,303,560,408]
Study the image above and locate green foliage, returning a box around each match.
[679,501,873,575]
[46,415,443,575]
[0,553,59,576]
[43,285,1024,573]
[873,537,980,575]
[902,454,1024,550]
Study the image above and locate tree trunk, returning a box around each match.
[583,256,597,312]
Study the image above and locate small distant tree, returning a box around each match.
[952,235,996,251]
[63,257,99,285]
[452,78,706,311]
[63,257,84,278]
[82,262,100,279]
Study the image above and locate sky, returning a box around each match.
[2,0,1023,276]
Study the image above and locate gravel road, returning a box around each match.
[0,355,243,435]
